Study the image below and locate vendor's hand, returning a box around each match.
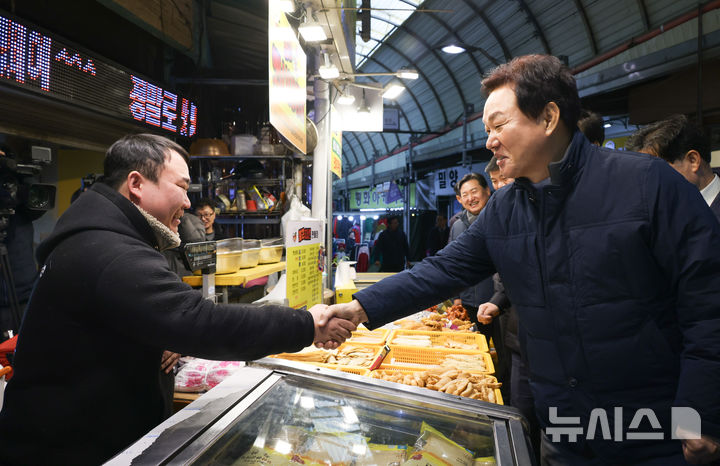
[682,434,720,464]
[160,351,181,374]
[453,298,463,307]
[477,302,500,325]
[309,304,355,349]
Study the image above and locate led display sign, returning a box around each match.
[0,13,197,137]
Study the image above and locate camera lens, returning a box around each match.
[27,185,54,210]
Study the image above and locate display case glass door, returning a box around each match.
[182,373,498,465]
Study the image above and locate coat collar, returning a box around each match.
[513,130,588,192]
[92,182,173,250]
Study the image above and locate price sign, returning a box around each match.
[285,220,323,309]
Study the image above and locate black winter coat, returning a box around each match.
[355,132,720,462]
[0,183,314,465]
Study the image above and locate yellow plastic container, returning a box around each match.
[335,286,358,304]
[385,346,495,374]
[388,329,489,352]
[346,328,391,345]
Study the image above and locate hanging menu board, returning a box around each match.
[268,0,306,153]
[0,12,198,137]
[285,219,323,309]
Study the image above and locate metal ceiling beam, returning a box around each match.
[370,132,391,154]
[573,0,598,56]
[362,131,379,160]
[371,16,465,126]
[350,132,370,163]
[342,134,361,166]
[516,0,551,54]
[636,0,650,31]
[459,0,511,62]
[364,38,448,127]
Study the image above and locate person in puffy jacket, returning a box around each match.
[327,55,720,465]
[0,134,355,466]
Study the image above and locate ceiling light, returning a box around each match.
[318,66,339,79]
[396,68,418,80]
[338,92,355,105]
[277,0,295,12]
[318,52,339,79]
[382,84,405,99]
[603,123,612,128]
[298,7,327,42]
[442,44,466,54]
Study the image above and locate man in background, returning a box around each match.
[577,109,605,146]
[627,114,719,222]
[449,173,493,323]
[372,216,410,272]
[195,197,227,240]
[485,155,514,191]
[426,213,449,256]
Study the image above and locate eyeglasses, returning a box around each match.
[197,211,215,220]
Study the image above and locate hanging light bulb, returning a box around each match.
[357,89,371,113]
[337,89,355,105]
[318,52,339,79]
[298,6,327,42]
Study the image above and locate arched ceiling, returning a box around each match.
[342,0,720,173]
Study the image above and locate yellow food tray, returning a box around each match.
[386,346,495,374]
[306,363,371,376]
[323,342,386,368]
[388,329,489,352]
[270,342,387,368]
[346,328,391,345]
[367,367,502,405]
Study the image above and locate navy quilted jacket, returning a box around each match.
[355,131,720,461]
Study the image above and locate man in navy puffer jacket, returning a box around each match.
[326,55,720,465]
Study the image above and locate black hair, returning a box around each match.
[578,109,605,145]
[482,54,581,131]
[194,197,215,211]
[626,114,710,164]
[103,133,189,189]
[455,172,488,196]
[485,156,499,173]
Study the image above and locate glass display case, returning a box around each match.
[117,360,534,465]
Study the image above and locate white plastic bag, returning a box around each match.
[281,194,311,238]
[334,260,357,289]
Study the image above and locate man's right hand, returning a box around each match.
[326,299,369,328]
[477,302,500,325]
[309,304,356,349]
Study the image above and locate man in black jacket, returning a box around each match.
[0,134,355,465]
[372,216,410,272]
[327,55,720,464]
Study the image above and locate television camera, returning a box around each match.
[0,145,56,334]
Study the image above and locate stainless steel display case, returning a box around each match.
[117,359,535,465]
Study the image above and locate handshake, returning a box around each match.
[308,299,370,350]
